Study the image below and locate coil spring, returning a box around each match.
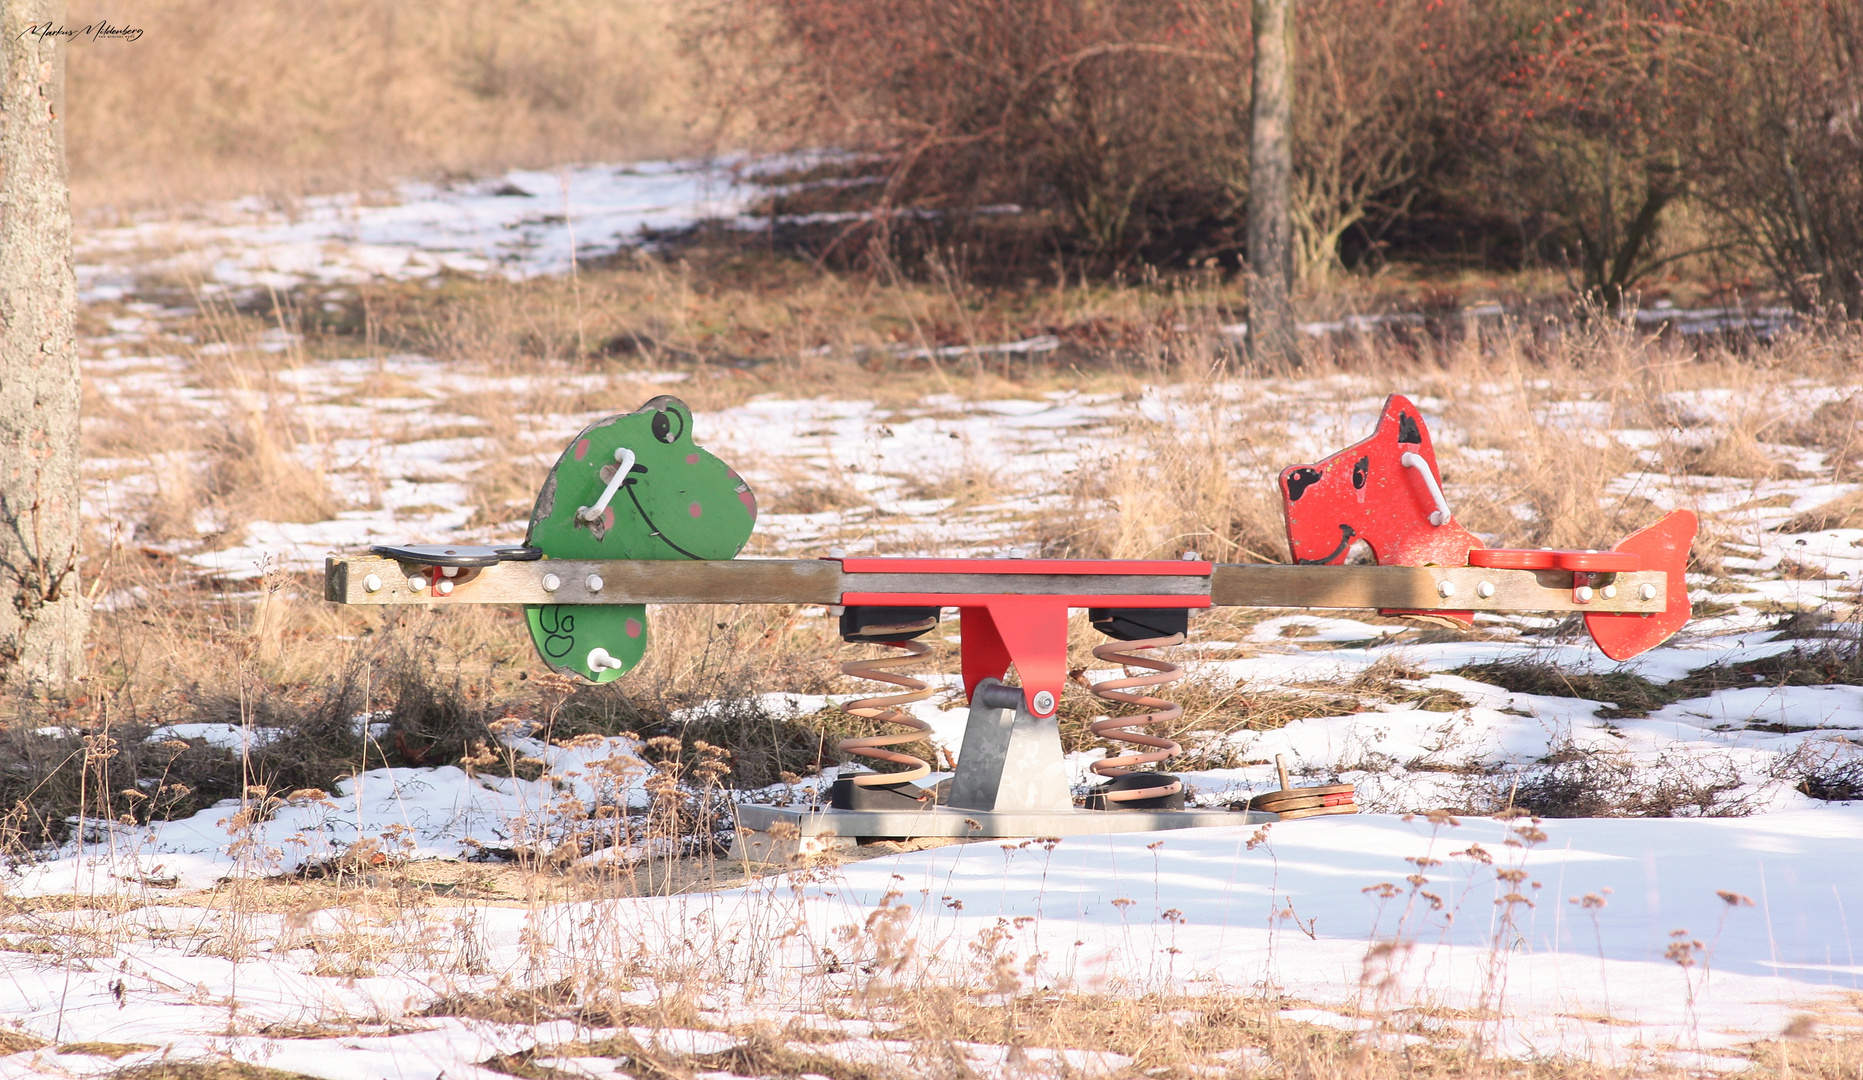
[836,639,935,786]
[1087,633,1185,803]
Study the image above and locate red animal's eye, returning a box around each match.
[1286,468,1322,501]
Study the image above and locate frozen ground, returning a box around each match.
[14,159,1861,1075]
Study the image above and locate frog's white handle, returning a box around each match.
[587,647,627,671]
[576,447,637,522]
[1399,451,1452,527]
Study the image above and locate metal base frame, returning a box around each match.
[728,677,1271,861]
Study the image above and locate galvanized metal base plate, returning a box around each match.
[733,802,1273,840]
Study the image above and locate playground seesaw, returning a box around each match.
[324,394,1696,855]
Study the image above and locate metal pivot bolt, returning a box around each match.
[542,573,561,592]
[1602,584,1617,599]
[1476,580,1495,598]
[407,575,428,592]
[586,574,604,593]
[1030,690,1056,714]
[436,579,454,596]
[363,574,383,593]
[1437,579,1457,598]
[1640,583,1658,601]
[1575,585,1595,603]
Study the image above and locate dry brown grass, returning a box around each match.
[1781,490,1863,534]
[65,0,700,215]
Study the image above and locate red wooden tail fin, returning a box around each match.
[1584,509,1697,661]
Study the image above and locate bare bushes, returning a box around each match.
[697,0,1457,269]
[1685,4,1863,313]
[698,0,1251,260]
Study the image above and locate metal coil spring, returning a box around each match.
[1087,633,1185,803]
[836,639,935,786]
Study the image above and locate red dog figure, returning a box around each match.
[1279,394,1481,569]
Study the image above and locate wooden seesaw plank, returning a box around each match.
[1209,563,1667,613]
[325,556,1669,614]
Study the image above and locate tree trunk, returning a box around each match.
[1248,0,1298,366]
[1,0,87,687]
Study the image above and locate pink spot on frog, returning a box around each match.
[686,453,700,465]
[602,507,615,530]
[573,439,590,461]
[689,501,703,518]
[624,618,642,638]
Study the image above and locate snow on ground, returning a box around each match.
[24,159,1863,1073]
[4,811,1862,1075]
[75,158,794,298]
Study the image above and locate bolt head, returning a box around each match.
[1031,690,1056,714]
[1602,584,1617,599]
[436,579,454,596]
[407,575,427,592]
[1640,583,1658,601]
[441,566,459,578]
[1575,585,1595,603]
[586,574,604,593]
[1438,580,1457,598]
[363,574,382,593]
[542,573,561,592]
[1476,580,1495,599]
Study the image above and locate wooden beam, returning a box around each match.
[325,556,843,606]
[1211,564,1666,613]
[324,557,1667,614]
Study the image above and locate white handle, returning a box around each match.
[587,647,627,671]
[576,447,637,522]
[1399,451,1452,527]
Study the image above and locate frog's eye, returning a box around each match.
[651,408,684,444]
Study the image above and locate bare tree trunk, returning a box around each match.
[1248,0,1298,366]
[1,0,87,687]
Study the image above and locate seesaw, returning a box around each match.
[323,394,1695,854]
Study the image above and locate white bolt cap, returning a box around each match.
[440,565,459,578]
[436,579,454,596]
[1640,583,1658,601]
[407,575,428,591]
[586,574,604,593]
[1602,584,1617,599]
[1438,580,1457,598]
[587,647,626,672]
[1031,690,1056,714]
[363,574,383,593]
[542,573,561,592]
[1476,580,1495,599]
[1575,585,1595,602]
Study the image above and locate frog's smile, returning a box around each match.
[621,471,705,560]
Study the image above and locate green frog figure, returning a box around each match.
[523,396,757,682]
